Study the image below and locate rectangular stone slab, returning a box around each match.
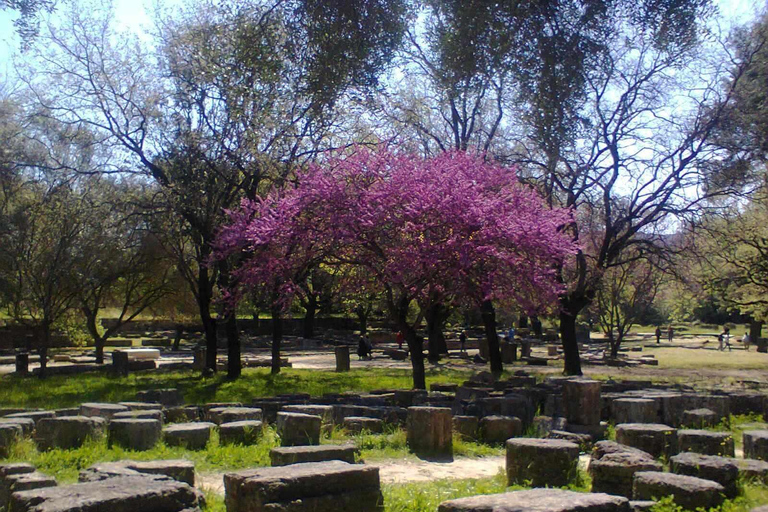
[9,475,204,512]
[270,445,357,466]
[437,488,629,512]
[224,461,379,511]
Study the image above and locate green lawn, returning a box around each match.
[0,368,474,410]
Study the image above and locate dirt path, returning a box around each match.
[196,455,591,493]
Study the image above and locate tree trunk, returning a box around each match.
[197,268,217,375]
[83,309,105,365]
[518,315,529,329]
[749,319,762,346]
[357,309,368,336]
[226,313,240,379]
[607,331,619,359]
[480,300,503,376]
[303,295,317,339]
[559,309,582,376]
[531,316,543,337]
[38,324,50,379]
[271,303,283,375]
[425,302,447,362]
[390,295,425,389]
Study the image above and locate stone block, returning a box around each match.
[276,412,322,447]
[678,429,734,457]
[548,430,592,451]
[335,346,350,372]
[79,403,129,420]
[632,471,725,511]
[732,458,768,483]
[224,461,382,512]
[219,420,263,445]
[744,430,768,460]
[117,402,163,411]
[505,438,579,487]
[406,407,453,460]
[532,416,568,437]
[562,379,601,426]
[479,415,522,444]
[670,452,739,498]
[4,411,55,426]
[208,407,263,425]
[282,405,334,427]
[682,408,719,429]
[2,472,56,510]
[166,406,201,423]
[113,410,164,422]
[0,424,22,457]
[35,416,106,451]
[136,388,183,407]
[612,399,658,424]
[79,460,195,486]
[344,416,384,434]
[452,416,479,440]
[9,475,203,512]
[0,419,34,438]
[590,449,662,498]
[615,424,677,458]
[163,422,215,450]
[270,445,358,466]
[437,488,629,512]
[108,419,161,451]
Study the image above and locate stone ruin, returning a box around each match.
[0,375,766,511]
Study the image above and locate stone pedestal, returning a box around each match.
[270,445,358,466]
[616,424,678,459]
[452,416,479,440]
[406,407,453,460]
[35,416,105,451]
[520,342,532,358]
[612,399,658,424]
[192,347,206,370]
[744,430,768,460]
[501,343,517,363]
[506,438,580,487]
[112,351,129,376]
[15,354,29,374]
[563,379,601,426]
[678,430,734,457]
[276,412,322,446]
[108,419,161,451]
[479,415,522,444]
[632,471,725,510]
[335,346,350,372]
[220,421,263,445]
[163,422,215,450]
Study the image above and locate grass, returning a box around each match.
[0,368,475,410]
[646,347,768,371]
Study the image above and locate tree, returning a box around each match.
[24,0,408,378]
[1,0,55,44]
[592,256,663,358]
[216,148,574,388]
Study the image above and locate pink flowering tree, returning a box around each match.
[216,148,575,387]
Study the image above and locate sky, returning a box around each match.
[0,0,761,83]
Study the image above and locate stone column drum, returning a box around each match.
[406,407,453,460]
[563,379,601,426]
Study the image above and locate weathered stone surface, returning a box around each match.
[406,407,453,460]
[270,445,358,466]
[506,438,579,487]
[678,429,734,457]
[219,421,263,445]
[731,458,768,483]
[79,403,129,420]
[275,412,321,447]
[632,471,725,510]
[615,424,677,458]
[590,450,663,499]
[79,460,195,486]
[282,405,334,427]
[9,475,203,512]
[0,424,22,457]
[628,501,656,512]
[224,461,382,512]
[532,416,568,437]
[35,416,106,451]
[53,409,80,418]
[437,488,629,512]
[661,395,729,427]
[207,407,262,425]
[612,399,658,424]
[744,430,768,460]
[562,379,601,426]
[112,410,164,422]
[0,418,35,437]
[670,452,739,498]
[478,395,533,426]
[166,406,201,423]
[0,464,35,478]
[4,411,56,426]
[108,419,162,451]
[593,441,655,461]
[453,416,479,440]
[565,422,608,441]
[2,472,56,510]
[681,409,718,429]
[117,402,163,411]
[547,430,592,451]
[136,388,183,407]
[343,416,383,434]
[480,416,522,444]
[163,422,215,450]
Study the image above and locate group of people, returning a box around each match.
[654,325,675,343]
[357,334,373,360]
[656,324,754,351]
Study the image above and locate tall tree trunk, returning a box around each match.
[607,331,618,359]
[173,324,183,351]
[356,307,368,335]
[226,313,240,379]
[749,319,762,347]
[198,267,217,375]
[480,300,503,376]
[390,295,425,389]
[559,308,582,376]
[83,309,105,365]
[271,303,283,375]
[303,294,317,339]
[517,315,529,329]
[531,316,543,337]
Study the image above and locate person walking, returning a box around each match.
[396,331,404,350]
[459,331,467,354]
[721,327,731,351]
[655,326,662,344]
[667,325,674,343]
[742,331,751,351]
